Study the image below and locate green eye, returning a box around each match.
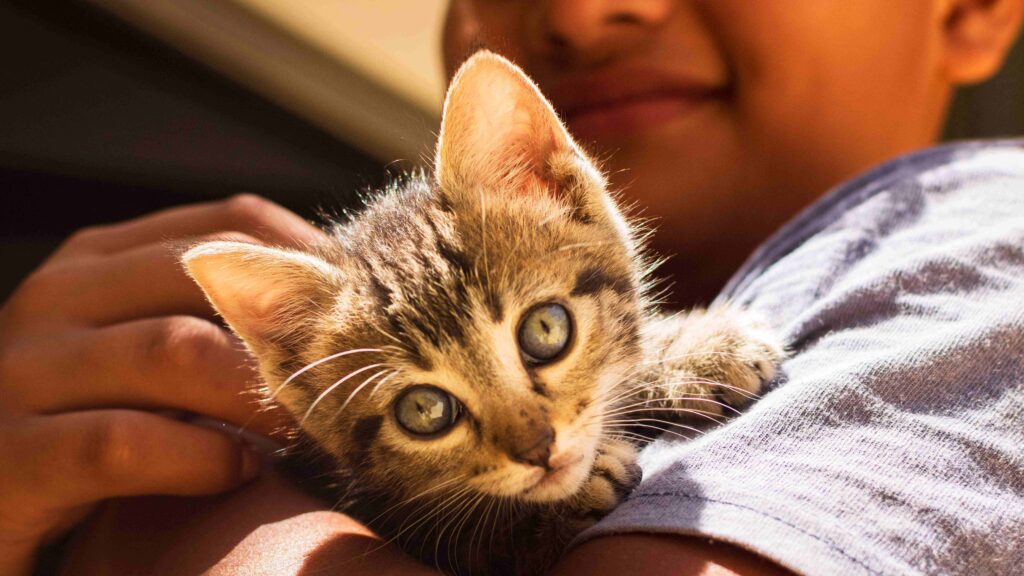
[394,386,460,437]
[518,303,572,364]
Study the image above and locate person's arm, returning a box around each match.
[63,472,789,576]
[61,471,437,576]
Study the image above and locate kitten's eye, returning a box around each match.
[518,303,572,364]
[394,386,461,437]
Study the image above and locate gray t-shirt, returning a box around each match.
[579,140,1024,575]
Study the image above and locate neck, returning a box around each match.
[653,242,754,310]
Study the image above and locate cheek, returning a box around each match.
[378,424,483,476]
[719,2,942,159]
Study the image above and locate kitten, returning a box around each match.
[183,51,782,575]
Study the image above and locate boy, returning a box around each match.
[1,1,1022,574]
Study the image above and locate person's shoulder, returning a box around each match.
[721,138,1024,309]
[578,141,1024,576]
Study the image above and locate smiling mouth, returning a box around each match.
[544,68,729,141]
[563,90,724,140]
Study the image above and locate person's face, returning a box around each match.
[443,1,955,297]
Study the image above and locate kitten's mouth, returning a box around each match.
[523,454,587,501]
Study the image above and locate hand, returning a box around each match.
[0,194,325,575]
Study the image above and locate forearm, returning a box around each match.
[63,470,786,576]
[62,470,435,576]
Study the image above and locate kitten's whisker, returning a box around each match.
[452,492,487,573]
[435,489,482,572]
[602,407,727,427]
[400,489,457,551]
[606,374,763,405]
[556,240,614,251]
[604,394,732,413]
[613,395,744,417]
[596,381,665,405]
[271,348,383,401]
[639,349,756,366]
[470,494,496,565]
[383,484,472,556]
[605,431,653,444]
[651,377,763,402]
[365,475,466,529]
[335,368,392,413]
[368,370,401,399]
[369,322,406,347]
[489,496,506,557]
[604,420,703,440]
[604,415,707,434]
[301,363,385,423]
[602,401,726,419]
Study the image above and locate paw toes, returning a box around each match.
[580,475,618,513]
[594,454,641,496]
[598,438,638,464]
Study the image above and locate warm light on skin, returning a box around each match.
[443,0,1023,306]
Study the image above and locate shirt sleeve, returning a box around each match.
[575,141,1024,576]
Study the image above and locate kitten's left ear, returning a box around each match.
[436,51,612,221]
[183,241,340,355]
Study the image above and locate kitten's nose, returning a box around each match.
[511,425,555,468]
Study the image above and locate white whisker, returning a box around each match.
[368,370,401,399]
[301,363,385,423]
[271,348,383,401]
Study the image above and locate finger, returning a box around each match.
[3,317,292,438]
[7,410,262,506]
[50,194,327,262]
[12,232,259,328]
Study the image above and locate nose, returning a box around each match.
[527,0,674,63]
[511,424,555,468]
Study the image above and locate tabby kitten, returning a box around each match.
[184,51,781,575]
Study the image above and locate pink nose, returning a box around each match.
[511,425,554,468]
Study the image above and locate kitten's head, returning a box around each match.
[184,52,647,505]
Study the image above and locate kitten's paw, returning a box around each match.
[712,309,784,407]
[575,439,640,518]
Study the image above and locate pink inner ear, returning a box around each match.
[436,52,576,199]
[508,124,565,198]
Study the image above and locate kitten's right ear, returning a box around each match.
[183,241,339,353]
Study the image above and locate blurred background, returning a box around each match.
[1,0,1023,299]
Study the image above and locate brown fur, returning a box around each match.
[183,51,782,575]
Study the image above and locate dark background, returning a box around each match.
[2,1,1023,300]
[0,1,384,299]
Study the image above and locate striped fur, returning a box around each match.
[184,51,781,575]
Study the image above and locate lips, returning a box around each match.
[544,69,728,140]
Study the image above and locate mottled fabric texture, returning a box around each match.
[579,140,1024,575]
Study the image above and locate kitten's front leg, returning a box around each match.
[638,305,784,418]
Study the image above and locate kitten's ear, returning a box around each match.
[183,241,339,352]
[436,51,607,211]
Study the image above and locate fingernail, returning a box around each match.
[241,447,262,481]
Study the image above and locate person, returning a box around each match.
[2,1,1022,574]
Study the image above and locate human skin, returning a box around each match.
[0,196,316,574]
[444,0,1024,305]
[2,0,1021,575]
